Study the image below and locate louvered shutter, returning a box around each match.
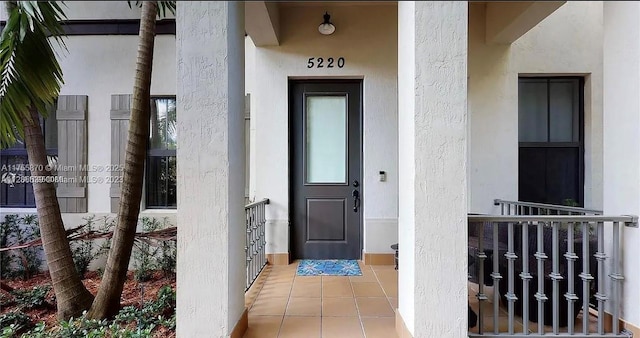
[109,94,131,213]
[56,95,88,212]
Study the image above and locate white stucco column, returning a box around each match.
[176,2,246,336]
[397,2,468,337]
[603,1,640,329]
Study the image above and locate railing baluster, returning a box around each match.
[492,221,502,334]
[467,212,637,338]
[521,222,531,334]
[535,221,548,334]
[477,221,487,335]
[580,221,592,335]
[595,221,606,335]
[612,221,623,334]
[551,222,560,334]
[566,222,578,334]
[506,221,517,334]
[245,199,270,291]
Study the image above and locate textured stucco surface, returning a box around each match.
[603,1,640,328]
[250,4,399,255]
[398,2,468,336]
[176,2,245,336]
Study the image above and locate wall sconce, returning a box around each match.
[318,12,336,35]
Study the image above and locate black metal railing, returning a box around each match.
[468,214,637,337]
[245,198,269,291]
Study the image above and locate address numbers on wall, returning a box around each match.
[307,57,345,69]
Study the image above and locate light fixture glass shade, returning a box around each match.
[318,12,335,35]
[318,23,335,35]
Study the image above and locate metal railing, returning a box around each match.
[245,198,269,291]
[494,199,603,216]
[468,214,637,337]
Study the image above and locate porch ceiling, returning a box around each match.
[483,1,566,44]
[245,1,281,47]
[245,1,396,47]
[245,1,564,47]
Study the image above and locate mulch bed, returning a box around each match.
[0,270,176,337]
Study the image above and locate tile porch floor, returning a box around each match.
[243,261,398,338]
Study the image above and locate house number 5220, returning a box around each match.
[307,57,345,69]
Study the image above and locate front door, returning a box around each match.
[290,80,362,259]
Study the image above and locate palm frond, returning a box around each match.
[0,1,67,148]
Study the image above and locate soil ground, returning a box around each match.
[0,270,176,337]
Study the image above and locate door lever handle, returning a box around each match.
[352,189,360,212]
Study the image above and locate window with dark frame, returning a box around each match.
[518,77,584,206]
[146,97,177,209]
[1,109,58,207]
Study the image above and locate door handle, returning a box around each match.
[352,189,360,212]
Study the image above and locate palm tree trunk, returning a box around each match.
[87,1,158,319]
[22,107,94,320]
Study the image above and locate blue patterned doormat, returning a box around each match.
[296,259,362,276]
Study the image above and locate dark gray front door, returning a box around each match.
[290,80,362,259]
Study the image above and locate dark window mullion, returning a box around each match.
[164,155,169,207]
[546,78,551,143]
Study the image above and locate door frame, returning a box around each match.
[287,78,364,260]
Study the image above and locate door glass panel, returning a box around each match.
[519,80,548,142]
[305,95,347,183]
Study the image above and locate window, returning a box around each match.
[518,77,584,206]
[146,97,177,208]
[1,110,58,207]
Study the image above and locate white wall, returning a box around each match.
[603,1,640,329]
[397,1,416,332]
[58,35,176,215]
[1,1,177,258]
[252,4,398,255]
[398,3,469,336]
[469,1,604,213]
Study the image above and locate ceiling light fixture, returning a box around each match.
[318,12,336,35]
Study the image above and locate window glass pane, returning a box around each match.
[146,156,177,208]
[549,81,578,142]
[519,80,548,142]
[146,156,167,207]
[0,155,32,206]
[166,99,177,150]
[149,99,167,150]
[167,156,176,207]
[149,98,177,150]
[44,109,57,150]
[305,95,347,184]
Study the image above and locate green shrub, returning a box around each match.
[115,285,175,330]
[0,311,34,335]
[11,285,51,310]
[70,216,105,279]
[0,215,43,280]
[157,238,176,279]
[133,218,161,282]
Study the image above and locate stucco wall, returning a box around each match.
[469,1,604,213]
[1,2,177,264]
[603,1,640,328]
[251,4,399,256]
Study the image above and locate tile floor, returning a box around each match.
[243,261,398,338]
